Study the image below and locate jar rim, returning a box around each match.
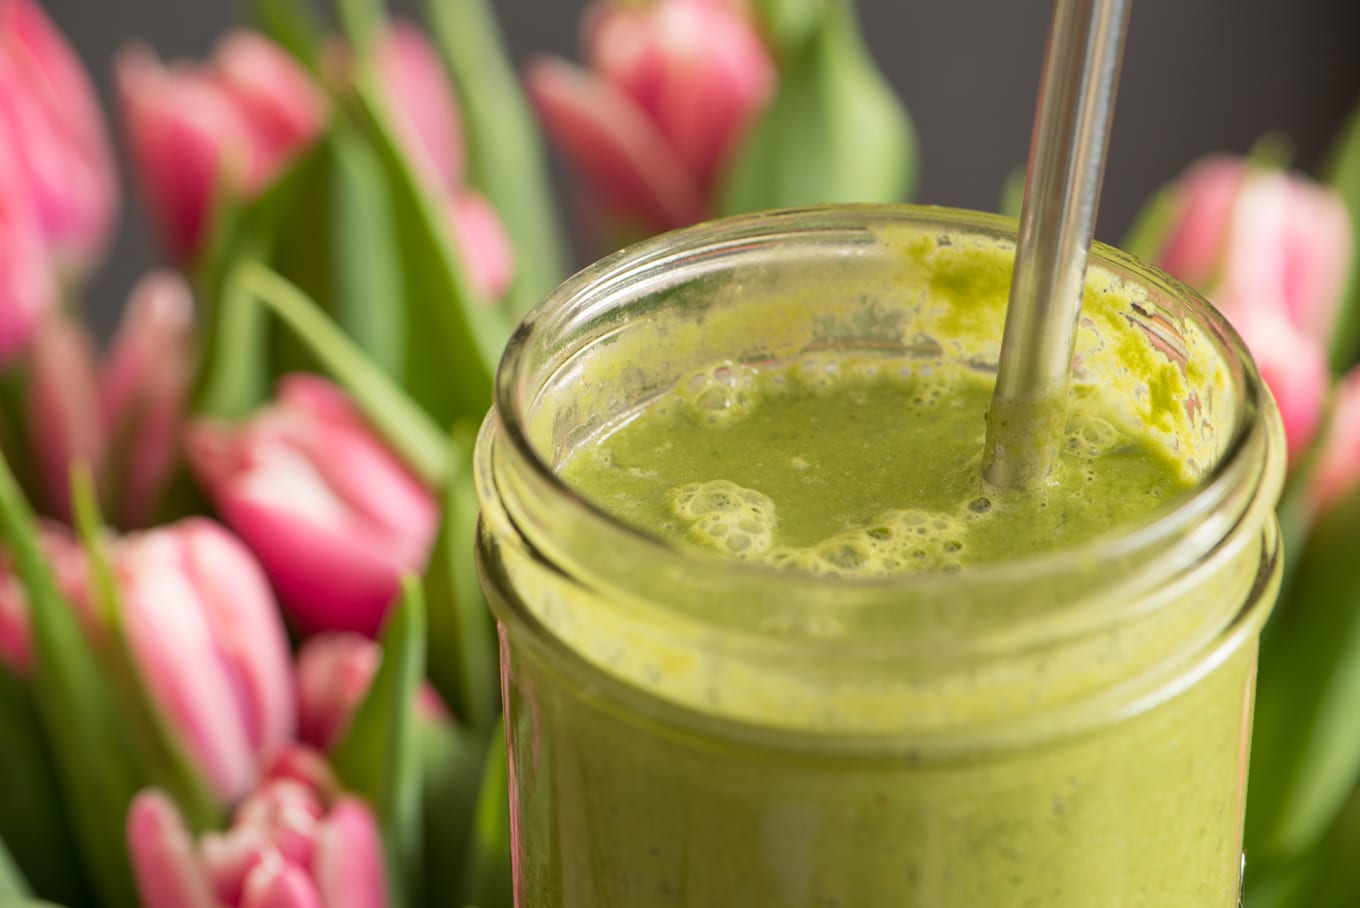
[490,203,1283,605]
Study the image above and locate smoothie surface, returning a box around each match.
[561,359,1195,574]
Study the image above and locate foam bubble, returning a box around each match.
[669,480,776,557]
[680,363,759,425]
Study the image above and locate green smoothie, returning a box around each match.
[475,206,1284,908]
[560,360,1191,575]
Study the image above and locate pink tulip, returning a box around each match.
[187,375,439,638]
[26,311,104,522]
[527,0,775,233]
[370,21,515,299]
[0,518,291,804]
[1311,368,1360,514]
[24,272,194,527]
[100,270,195,527]
[0,134,57,363]
[296,632,449,752]
[374,20,463,195]
[116,519,295,803]
[116,32,326,263]
[1154,156,1352,460]
[0,0,117,275]
[128,770,387,908]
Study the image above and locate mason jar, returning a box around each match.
[474,205,1285,907]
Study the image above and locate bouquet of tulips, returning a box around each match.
[0,1,914,906]
[0,0,1359,906]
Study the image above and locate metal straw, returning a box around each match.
[982,0,1131,489]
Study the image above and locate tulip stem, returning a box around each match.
[233,263,454,489]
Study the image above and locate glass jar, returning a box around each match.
[474,205,1285,907]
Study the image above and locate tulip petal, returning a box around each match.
[242,860,325,908]
[0,0,117,271]
[126,790,219,908]
[1158,156,1247,289]
[526,57,705,232]
[375,20,464,194]
[1230,305,1328,464]
[0,130,55,362]
[181,519,296,760]
[215,31,327,179]
[448,190,516,301]
[26,313,103,521]
[296,633,380,750]
[1312,368,1360,513]
[312,798,388,908]
[119,528,260,803]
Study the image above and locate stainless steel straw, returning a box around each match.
[982,0,1131,489]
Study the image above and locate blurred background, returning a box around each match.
[42,0,1360,335]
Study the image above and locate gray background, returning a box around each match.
[40,1,1360,334]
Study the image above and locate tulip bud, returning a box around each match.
[187,376,439,638]
[25,312,104,522]
[528,0,774,234]
[1311,367,1360,514]
[116,32,325,263]
[0,136,57,364]
[1152,156,1352,462]
[129,770,388,908]
[369,20,516,299]
[0,0,117,275]
[100,270,195,528]
[374,20,464,195]
[117,519,295,804]
[296,632,449,752]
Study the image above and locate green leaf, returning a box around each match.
[424,424,499,731]
[1246,780,1360,908]
[718,1,918,215]
[252,0,325,67]
[417,719,490,908]
[233,264,450,488]
[1322,98,1360,371]
[330,577,427,905]
[329,128,407,378]
[426,0,568,321]
[334,0,384,56]
[997,166,1025,220]
[0,455,141,907]
[0,670,93,907]
[350,69,505,427]
[1246,485,1360,869]
[456,720,513,908]
[751,0,829,55]
[192,244,271,421]
[0,837,27,898]
[69,468,220,833]
[1119,182,1179,263]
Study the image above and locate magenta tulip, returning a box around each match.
[0,0,117,276]
[128,770,387,908]
[1153,156,1352,461]
[116,32,326,263]
[527,0,775,233]
[187,376,439,638]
